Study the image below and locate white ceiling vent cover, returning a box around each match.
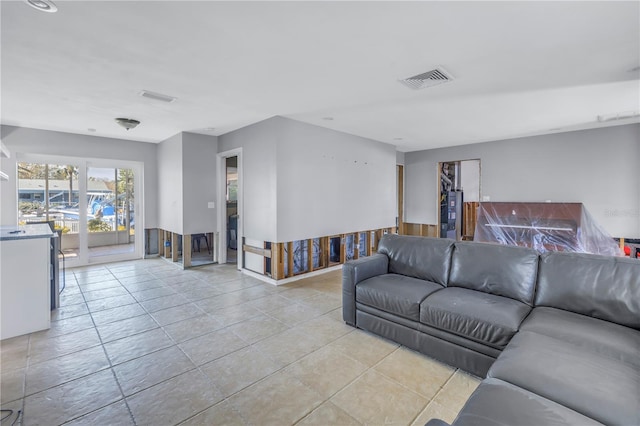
[399,67,454,90]
[139,90,177,103]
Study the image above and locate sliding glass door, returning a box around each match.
[86,166,136,260]
[17,155,143,266]
[17,161,80,259]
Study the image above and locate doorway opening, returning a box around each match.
[86,166,135,260]
[217,148,242,269]
[226,156,238,265]
[438,159,480,240]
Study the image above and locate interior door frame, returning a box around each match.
[216,148,243,270]
[397,164,404,235]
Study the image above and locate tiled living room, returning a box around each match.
[1,259,479,425]
[1,1,639,425]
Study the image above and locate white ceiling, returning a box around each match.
[1,1,639,152]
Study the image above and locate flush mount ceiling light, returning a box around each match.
[115,118,140,131]
[24,0,58,13]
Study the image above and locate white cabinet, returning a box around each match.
[1,225,52,340]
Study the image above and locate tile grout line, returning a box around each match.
[108,267,242,418]
[20,271,83,421]
[118,264,264,426]
[59,268,139,426]
[177,314,357,425]
[12,261,450,426]
[33,263,199,424]
[330,341,456,426]
[407,368,461,426]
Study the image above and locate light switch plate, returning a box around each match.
[207,202,215,209]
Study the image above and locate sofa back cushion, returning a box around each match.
[377,234,454,285]
[449,242,539,305]
[536,251,640,329]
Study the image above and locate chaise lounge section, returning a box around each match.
[342,234,640,425]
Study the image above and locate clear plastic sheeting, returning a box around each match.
[473,202,622,256]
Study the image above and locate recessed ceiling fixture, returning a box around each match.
[115,118,140,131]
[322,117,334,121]
[87,128,96,132]
[204,127,216,131]
[399,66,454,90]
[24,0,57,13]
[597,111,640,122]
[139,90,177,103]
[393,137,404,141]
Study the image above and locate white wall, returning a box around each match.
[218,116,397,243]
[218,118,279,242]
[0,125,158,228]
[157,132,218,235]
[182,132,218,235]
[461,159,480,202]
[276,118,396,242]
[157,133,183,234]
[405,124,640,238]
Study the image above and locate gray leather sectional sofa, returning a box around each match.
[342,234,640,425]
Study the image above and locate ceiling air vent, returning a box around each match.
[139,90,177,103]
[399,67,454,90]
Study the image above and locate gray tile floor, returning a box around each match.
[0,258,480,425]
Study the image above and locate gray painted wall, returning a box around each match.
[219,116,397,243]
[182,132,218,235]
[276,118,396,242]
[218,117,279,242]
[157,133,183,234]
[405,124,640,238]
[156,132,218,235]
[461,159,480,203]
[0,125,158,228]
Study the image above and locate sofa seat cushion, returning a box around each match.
[451,378,603,426]
[521,307,640,368]
[355,274,443,321]
[420,288,531,349]
[487,331,640,426]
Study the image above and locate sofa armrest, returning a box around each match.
[342,253,389,326]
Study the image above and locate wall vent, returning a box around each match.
[399,67,454,90]
[139,90,177,103]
